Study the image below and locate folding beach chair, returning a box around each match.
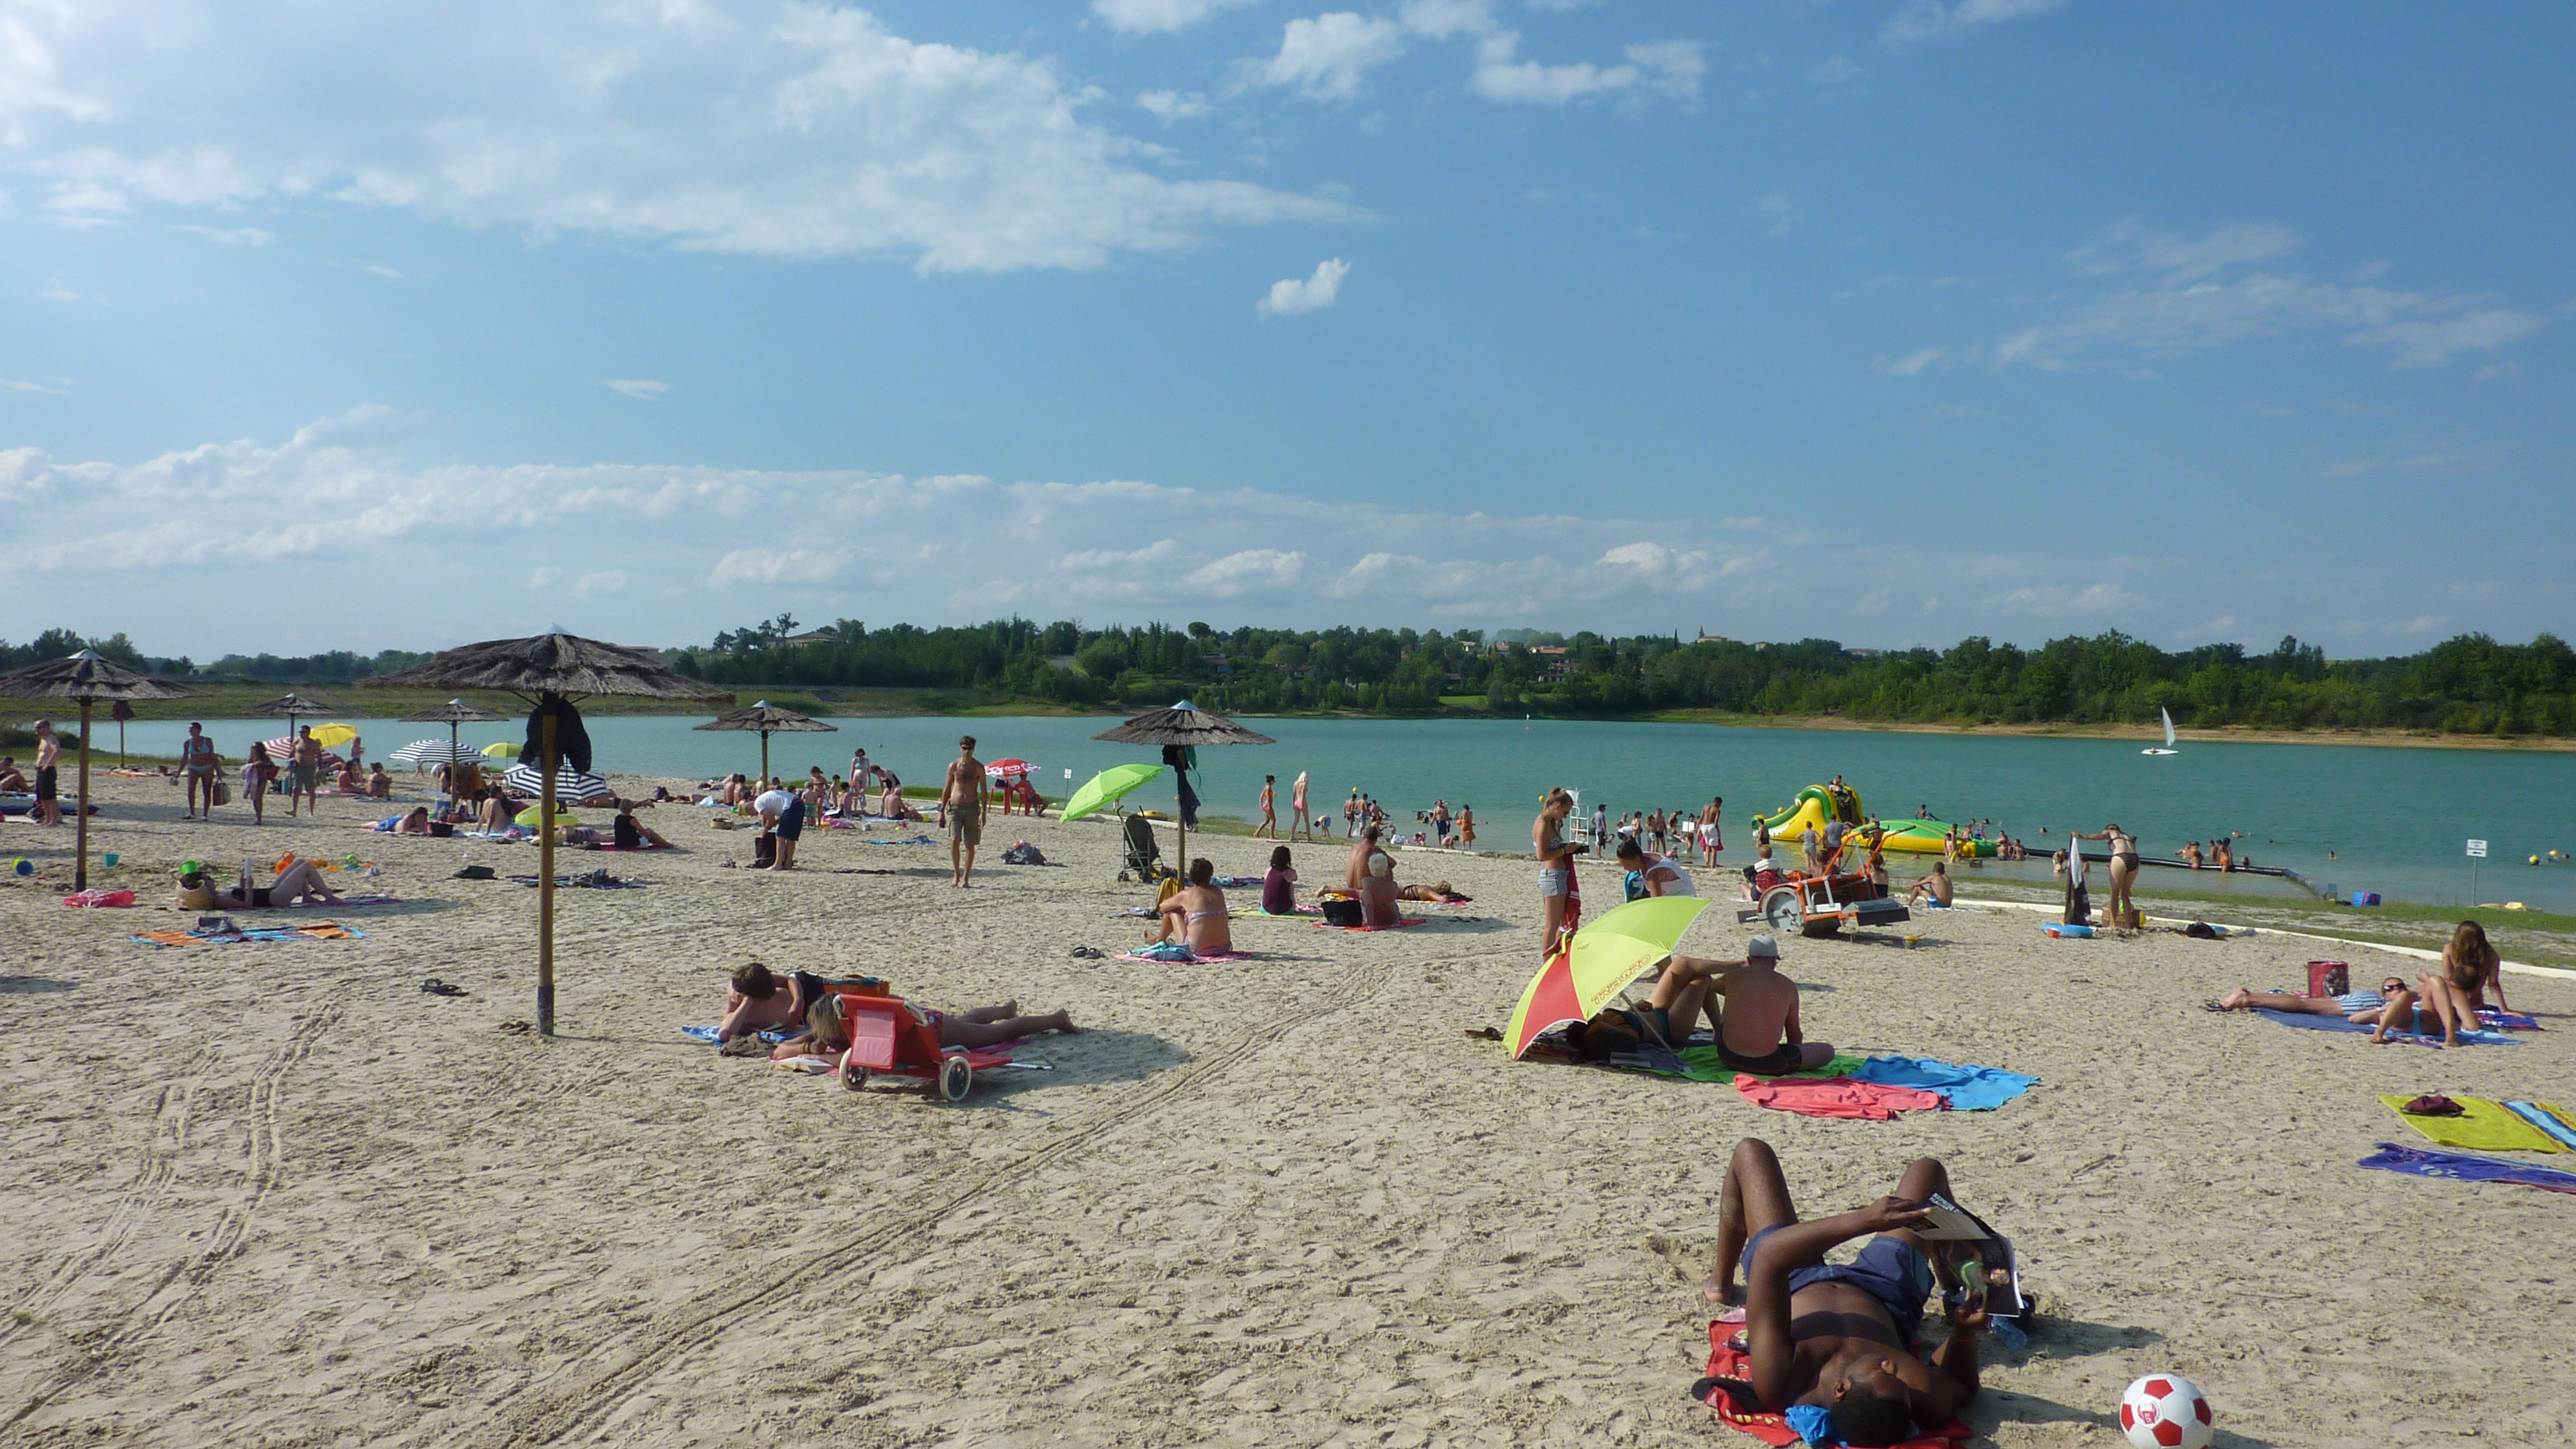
[1121,813,1161,878]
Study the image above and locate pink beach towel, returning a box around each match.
[1734,1074,1947,1121]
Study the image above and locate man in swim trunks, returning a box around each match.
[287,725,323,817]
[1698,796,1724,865]
[31,719,61,828]
[180,722,221,819]
[1698,1138,2003,1447]
[943,735,987,887]
[1697,934,1835,1075]
[1907,860,1954,908]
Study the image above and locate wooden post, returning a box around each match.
[760,732,770,788]
[74,699,93,893]
[538,710,557,1037]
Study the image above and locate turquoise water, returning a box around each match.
[75,714,2576,911]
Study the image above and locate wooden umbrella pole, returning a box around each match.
[75,699,93,893]
[448,722,462,816]
[761,732,771,787]
[538,710,556,1037]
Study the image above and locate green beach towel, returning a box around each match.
[1642,1048,1864,1084]
[2377,1095,2567,1154]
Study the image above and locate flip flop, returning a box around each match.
[421,979,464,997]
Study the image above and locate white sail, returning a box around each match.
[2162,707,2176,749]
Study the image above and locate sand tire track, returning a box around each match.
[471,958,1398,1449]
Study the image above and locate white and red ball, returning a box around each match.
[2118,1374,2213,1449]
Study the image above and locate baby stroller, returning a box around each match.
[834,989,1019,1102]
[1121,812,1161,879]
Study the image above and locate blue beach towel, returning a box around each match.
[2507,1102,2576,1151]
[680,1026,791,1045]
[2357,1142,2576,1196]
[1850,1056,2038,1111]
[2253,1009,2518,1046]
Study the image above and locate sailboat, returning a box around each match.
[2142,707,2179,756]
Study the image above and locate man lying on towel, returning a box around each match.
[1699,1138,2016,1447]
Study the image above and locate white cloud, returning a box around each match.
[35,279,81,301]
[605,379,670,400]
[1137,90,1212,123]
[1803,54,1865,88]
[1398,0,1496,41]
[1874,347,1947,376]
[175,224,272,245]
[1248,13,1408,101]
[365,265,402,279]
[1624,40,1706,100]
[1093,0,1260,34]
[0,407,2555,649]
[1881,0,2066,49]
[0,377,67,394]
[1,1,1348,274]
[1993,221,2546,372]
[1256,257,1350,316]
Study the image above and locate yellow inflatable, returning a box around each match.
[1751,784,1994,857]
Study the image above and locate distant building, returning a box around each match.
[1844,647,1884,660]
[780,627,845,648]
[1695,629,1731,644]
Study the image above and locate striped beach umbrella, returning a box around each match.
[503,763,613,803]
[391,739,478,767]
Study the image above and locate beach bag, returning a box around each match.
[2307,961,2350,997]
[1320,898,1365,927]
[428,821,454,838]
[176,874,215,910]
[752,833,777,868]
[214,780,232,806]
[1000,841,1044,865]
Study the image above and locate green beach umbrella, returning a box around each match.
[1061,763,1167,822]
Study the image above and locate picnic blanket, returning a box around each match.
[1737,1075,1948,1121]
[133,923,366,947]
[1313,917,1429,932]
[1849,1056,2039,1111]
[2377,1095,2567,1152]
[1697,1318,1968,1447]
[2255,1008,2518,1046]
[2357,1142,2576,1196]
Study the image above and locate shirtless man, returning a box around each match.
[1907,860,1954,908]
[1697,1139,2007,1447]
[717,961,836,1043]
[288,725,323,817]
[1345,823,1393,891]
[1698,796,1724,866]
[180,723,220,819]
[32,720,61,827]
[943,735,988,887]
[1690,934,1836,1074]
[1256,774,1278,838]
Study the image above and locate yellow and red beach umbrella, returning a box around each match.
[1505,895,1710,1059]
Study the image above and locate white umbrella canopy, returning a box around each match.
[502,763,613,803]
[391,739,480,767]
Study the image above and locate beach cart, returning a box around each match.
[834,991,1018,1102]
[1738,870,1911,939]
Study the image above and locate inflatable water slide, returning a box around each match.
[1750,782,1994,857]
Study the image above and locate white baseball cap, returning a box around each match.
[1746,934,1780,958]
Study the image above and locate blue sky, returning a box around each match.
[2,0,2570,658]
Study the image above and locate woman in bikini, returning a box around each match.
[1289,771,1312,839]
[2413,921,2508,1046]
[197,858,346,910]
[2075,823,2141,925]
[242,741,280,825]
[1533,787,1582,961]
[1146,857,1232,956]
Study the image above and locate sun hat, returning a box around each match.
[1746,934,1780,958]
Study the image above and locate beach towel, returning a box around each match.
[588,841,672,852]
[1736,1075,1947,1121]
[2042,923,2094,937]
[680,1026,793,1045]
[1849,1057,2038,1112]
[61,889,138,908]
[2376,1095,2566,1152]
[2478,1008,2542,1032]
[2505,1102,2576,1151]
[1620,1046,1864,1084]
[131,923,367,947]
[1313,917,1429,932]
[2255,1009,2518,1047]
[1235,905,1325,918]
[2357,1142,2576,1197]
[856,835,935,847]
[1697,1319,1968,1447]
[507,872,649,889]
[1114,946,1253,965]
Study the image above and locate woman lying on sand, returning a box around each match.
[2211,974,2461,1045]
[180,860,347,910]
[779,992,1078,1063]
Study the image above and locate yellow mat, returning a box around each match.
[2377,1095,2566,1153]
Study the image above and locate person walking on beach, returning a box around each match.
[1534,788,1585,961]
[287,725,323,817]
[1699,796,1724,866]
[30,719,61,828]
[242,741,280,825]
[1289,771,1312,839]
[1591,800,1609,852]
[180,723,220,819]
[943,736,988,888]
[1256,775,1278,838]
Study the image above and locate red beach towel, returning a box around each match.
[1700,1319,1968,1446]
[1735,1074,1947,1121]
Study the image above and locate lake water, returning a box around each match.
[71,714,2576,911]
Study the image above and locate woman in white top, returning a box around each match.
[1615,837,1696,897]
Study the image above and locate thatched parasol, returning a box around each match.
[0,650,196,891]
[695,700,836,786]
[1093,699,1274,875]
[398,698,510,810]
[362,635,729,1035]
[252,691,336,737]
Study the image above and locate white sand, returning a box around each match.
[3,773,2572,1447]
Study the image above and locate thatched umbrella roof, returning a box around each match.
[253,689,336,715]
[696,701,837,734]
[399,697,509,724]
[1091,700,1276,747]
[0,651,196,893]
[362,632,730,701]
[0,650,198,703]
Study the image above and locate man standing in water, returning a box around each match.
[1699,796,1724,866]
[943,735,989,887]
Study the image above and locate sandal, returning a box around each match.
[421,979,465,997]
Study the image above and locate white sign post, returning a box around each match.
[2467,838,2487,906]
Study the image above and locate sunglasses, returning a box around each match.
[2381,982,2409,994]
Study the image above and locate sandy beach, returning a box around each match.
[4,773,2572,1448]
